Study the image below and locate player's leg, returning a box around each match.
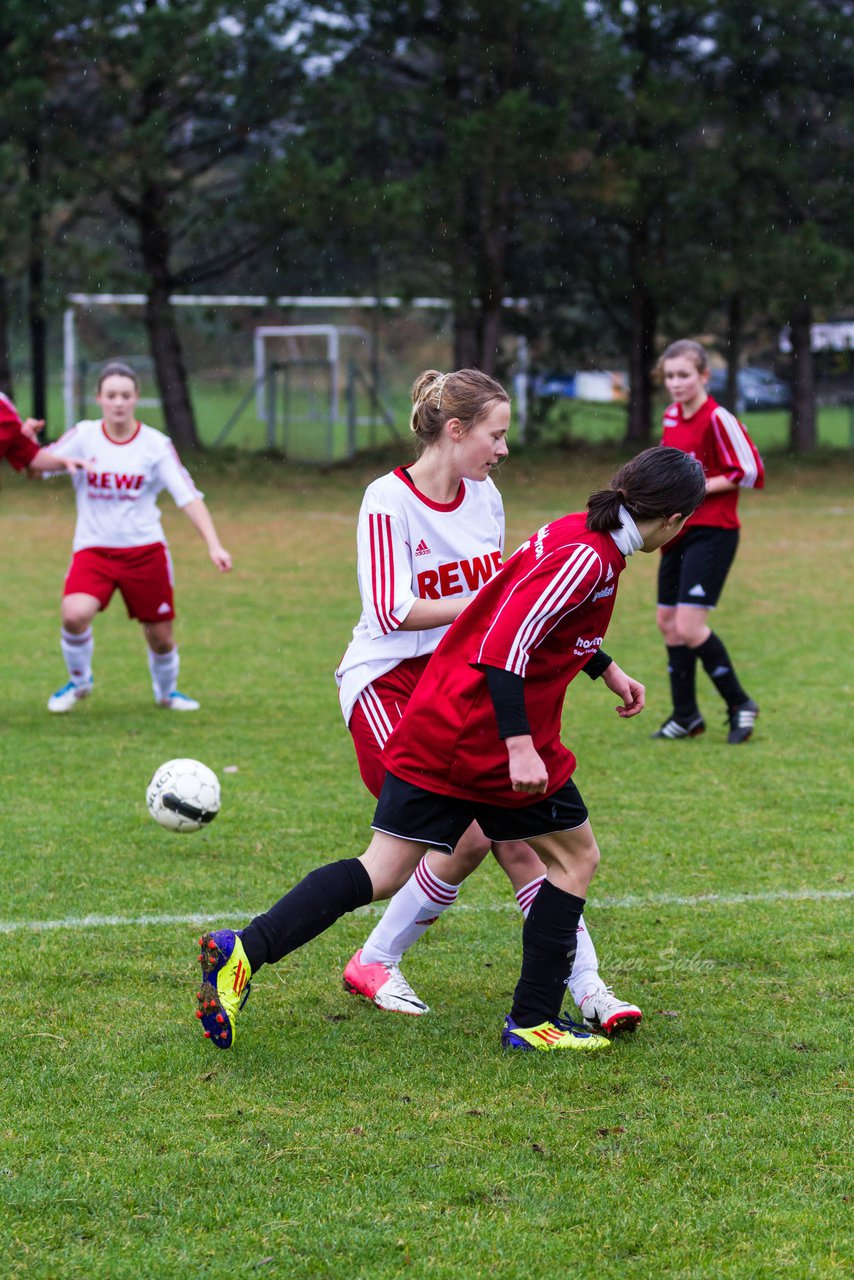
[124,544,198,710]
[198,831,428,1047]
[196,776,476,1049]
[653,538,705,739]
[488,840,641,1032]
[48,559,103,711]
[344,676,486,1011]
[480,786,609,1053]
[348,823,491,1013]
[671,530,758,743]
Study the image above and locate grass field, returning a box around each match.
[43,376,854,456]
[1,447,852,1278]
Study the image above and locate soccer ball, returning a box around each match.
[146,758,221,833]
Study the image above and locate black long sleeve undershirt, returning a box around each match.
[482,650,613,741]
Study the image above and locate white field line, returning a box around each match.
[0,887,851,937]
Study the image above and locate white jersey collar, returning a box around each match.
[609,506,643,558]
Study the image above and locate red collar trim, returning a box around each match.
[101,421,141,446]
[394,466,465,512]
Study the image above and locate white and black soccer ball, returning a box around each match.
[146,758,221,833]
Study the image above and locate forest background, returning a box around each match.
[1,0,853,454]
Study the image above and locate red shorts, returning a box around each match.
[348,655,432,798]
[63,543,175,623]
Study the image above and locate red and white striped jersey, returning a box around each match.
[0,393,40,471]
[382,510,638,807]
[661,396,764,533]
[49,420,202,551]
[336,465,505,726]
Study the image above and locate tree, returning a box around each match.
[50,0,307,450]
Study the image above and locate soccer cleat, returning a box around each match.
[727,698,759,744]
[577,985,643,1036]
[343,949,430,1015]
[651,712,705,740]
[196,929,252,1049]
[158,690,200,711]
[47,677,93,713]
[501,1014,611,1052]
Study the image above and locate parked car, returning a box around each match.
[709,366,791,412]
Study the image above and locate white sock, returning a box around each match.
[566,914,603,1007]
[61,627,94,686]
[360,854,459,966]
[148,646,180,702]
[515,875,546,918]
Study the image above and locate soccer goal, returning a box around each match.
[216,325,399,463]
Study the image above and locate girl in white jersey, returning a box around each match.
[336,369,643,1036]
[46,362,231,713]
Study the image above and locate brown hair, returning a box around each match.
[97,361,140,391]
[586,447,706,533]
[653,339,709,381]
[409,368,509,454]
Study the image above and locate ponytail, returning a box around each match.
[586,447,706,532]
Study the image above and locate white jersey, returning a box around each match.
[50,420,202,551]
[336,465,505,725]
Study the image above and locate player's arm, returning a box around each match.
[180,497,232,572]
[398,596,471,630]
[704,474,738,495]
[581,648,645,717]
[27,446,86,475]
[482,665,548,795]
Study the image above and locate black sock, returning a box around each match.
[240,858,373,971]
[666,644,699,720]
[694,632,748,706]
[509,880,585,1026]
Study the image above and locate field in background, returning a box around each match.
[1,451,851,1278]
[41,377,854,456]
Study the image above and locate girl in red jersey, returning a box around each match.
[0,392,81,477]
[45,362,231,713]
[651,340,765,744]
[194,446,706,1054]
[337,369,642,1035]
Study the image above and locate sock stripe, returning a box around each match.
[515,875,545,914]
[414,857,458,906]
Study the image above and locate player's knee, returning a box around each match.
[61,602,93,631]
[490,839,543,881]
[447,830,491,876]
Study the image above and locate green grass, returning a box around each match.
[40,376,854,456]
[1,450,852,1278]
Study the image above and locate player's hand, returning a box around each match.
[600,661,645,717]
[505,736,549,794]
[209,544,232,572]
[62,456,87,474]
[21,417,45,441]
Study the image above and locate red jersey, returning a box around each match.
[0,394,40,471]
[382,511,637,807]
[661,396,764,534]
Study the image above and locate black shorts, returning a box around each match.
[371,772,589,853]
[657,527,739,610]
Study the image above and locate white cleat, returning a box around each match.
[158,691,200,711]
[343,949,430,1015]
[48,677,93,713]
[579,984,643,1036]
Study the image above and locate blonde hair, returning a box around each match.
[653,339,709,381]
[409,368,509,454]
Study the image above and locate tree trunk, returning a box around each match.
[138,187,200,451]
[788,300,816,454]
[27,136,47,421]
[724,291,742,412]
[0,272,14,399]
[625,288,656,446]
